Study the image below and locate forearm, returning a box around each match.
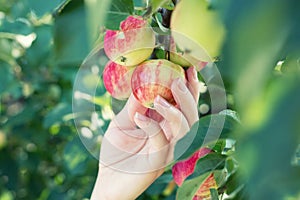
[91,165,164,200]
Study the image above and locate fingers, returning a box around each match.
[153,96,190,141]
[186,66,200,103]
[134,112,169,149]
[115,94,148,129]
[171,78,199,127]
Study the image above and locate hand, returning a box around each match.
[91,67,200,200]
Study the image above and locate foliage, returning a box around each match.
[0,0,299,200]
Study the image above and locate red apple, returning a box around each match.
[131,59,185,108]
[104,16,155,67]
[103,61,134,100]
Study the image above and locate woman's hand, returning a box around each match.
[91,67,200,200]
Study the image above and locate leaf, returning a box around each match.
[111,97,127,114]
[25,25,53,68]
[172,148,212,186]
[189,153,226,180]
[212,139,226,153]
[218,109,240,123]
[85,0,111,43]
[176,172,211,200]
[134,0,147,8]
[174,114,238,161]
[210,188,219,200]
[0,18,32,35]
[145,0,173,17]
[27,0,67,17]
[281,51,300,74]
[53,0,89,65]
[104,0,134,30]
[154,12,170,33]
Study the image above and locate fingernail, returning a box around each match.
[135,112,149,122]
[177,78,188,93]
[155,96,171,108]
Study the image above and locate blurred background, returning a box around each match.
[0,0,300,199]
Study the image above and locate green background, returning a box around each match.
[0,0,299,199]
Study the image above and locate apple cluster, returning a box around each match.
[102,15,205,108]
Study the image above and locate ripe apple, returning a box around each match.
[104,16,156,67]
[103,61,134,100]
[131,59,185,108]
[170,0,225,62]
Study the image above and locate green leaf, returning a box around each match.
[174,114,238,161]
[188,153,226,180]
[212,139,226,153]
[145,0,173,17]
[281,52,300,74]
[210,188,219,200]
[176,172,211,200]
[0,18,32,35]
[219,109,240,123]
[104,0,134,30]
[27,0,67,17]
[111,97,127,115]
[224,172,244,197]
[9,0,31,19]
[85,0,111,43]
[134,0,147,8]
[25,25,53,67]
[54,0,89,65]
[154,12,170,33]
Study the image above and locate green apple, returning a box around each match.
[170,0,225,62]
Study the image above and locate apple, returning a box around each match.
[170,0,225,62]
[104,16,156,67]
[168,36,208,71]
[103,61,134,100]
[172,148,217,199]
[131,59,185,108]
